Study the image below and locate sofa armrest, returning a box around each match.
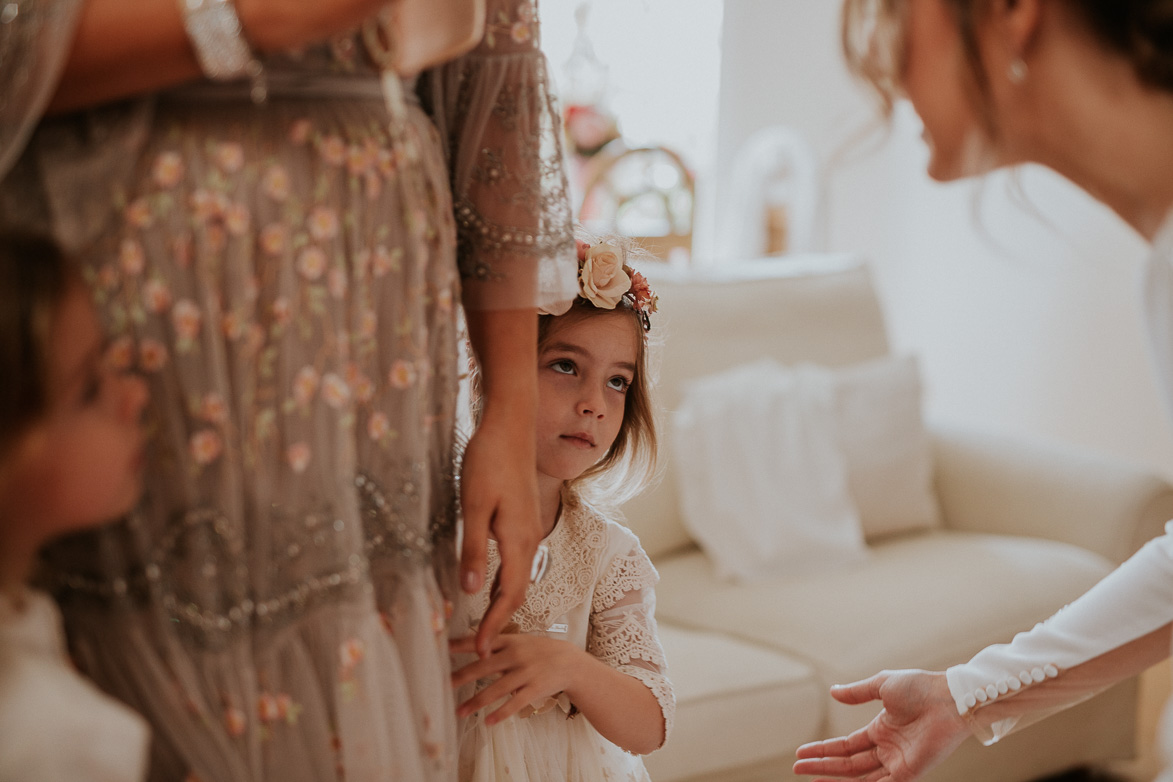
[931,423,1173,564]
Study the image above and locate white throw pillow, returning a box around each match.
[834,355,940,540]
[672,359,868,583]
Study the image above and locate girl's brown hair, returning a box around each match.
[0,232,73,460]
[466,236,661,510]
[842,0,1173,129]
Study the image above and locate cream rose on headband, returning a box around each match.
[579,242,630,309]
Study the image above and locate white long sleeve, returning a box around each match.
[946,522,1173,744]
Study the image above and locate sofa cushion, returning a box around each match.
[834,355,941,540]
[673,359,867,582]
[653,531,1114,736]
[622,256,890,560]
[646,623,824,780]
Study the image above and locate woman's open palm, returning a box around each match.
[793,670,970,782]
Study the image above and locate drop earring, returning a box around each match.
[1008,57,1028,84]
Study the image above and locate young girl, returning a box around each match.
[0,232,151,781]
[450,236,672,781]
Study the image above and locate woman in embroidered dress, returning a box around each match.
[794,1,1173,781]
[0,1,575,780]
[451,236,674,781]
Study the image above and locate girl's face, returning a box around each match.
[902,0,993,180]
[1,284,148,544]
[535,310,640,485]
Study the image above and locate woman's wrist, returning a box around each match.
[231,0,295,52]
[233,0,394,54]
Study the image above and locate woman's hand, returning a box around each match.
[460,307,541,658]
[450,634,585,724]
[459,405,542,658]
[792,670,970,781]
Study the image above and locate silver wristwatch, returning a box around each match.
[181,0,265,98]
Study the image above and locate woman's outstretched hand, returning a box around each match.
[793,670,971,781]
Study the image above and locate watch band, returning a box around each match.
[181,0,266,100]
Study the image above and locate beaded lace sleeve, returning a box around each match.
[0,0,84,180]
[417,0,576,313]
[587,541,676,750]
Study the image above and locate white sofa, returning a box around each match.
[623,255,1173,782]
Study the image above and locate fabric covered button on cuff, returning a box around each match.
[1043,664,1059,678]
[1031,667,1046,683]
[997,680,1009,695]
[985,684,999,700]
[1019,671,1033,686]
[1008,677,1021,691]
[964,693,977,710]
[975,688,988,703]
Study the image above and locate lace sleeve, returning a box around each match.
[0,0,84,180]
[416,0,577,313]
[587,543,676,750]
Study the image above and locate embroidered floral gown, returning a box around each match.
[0,2,574,780]
[452,493,676,781]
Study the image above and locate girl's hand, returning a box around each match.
[450,634,585,725]
[792,670,969,781]
[459,411,542,658]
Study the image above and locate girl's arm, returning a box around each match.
[48,0,393,113]
[451,537,675,753]
[582,545,675,753]
[449,633,666,755]
[562,646,666,755]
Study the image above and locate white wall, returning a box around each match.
[718,0,1173,474]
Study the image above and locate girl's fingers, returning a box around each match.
[456,672,526,718]
[486,685,540,725]
[451,653,509,689]
[448,636,479,655]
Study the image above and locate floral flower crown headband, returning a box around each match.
[542,238,659,332]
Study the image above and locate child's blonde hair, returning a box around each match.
[0,232,74,462]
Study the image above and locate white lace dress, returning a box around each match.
[451,495,675,781]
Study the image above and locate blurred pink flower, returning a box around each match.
[172,300,203,341]
[286,442,312,474]
[143,279,172,313]
[152,152,184,189]
[297,247,328,281]
[119,239,146,276]
[388,359,417,390]
[190,430,223,465]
